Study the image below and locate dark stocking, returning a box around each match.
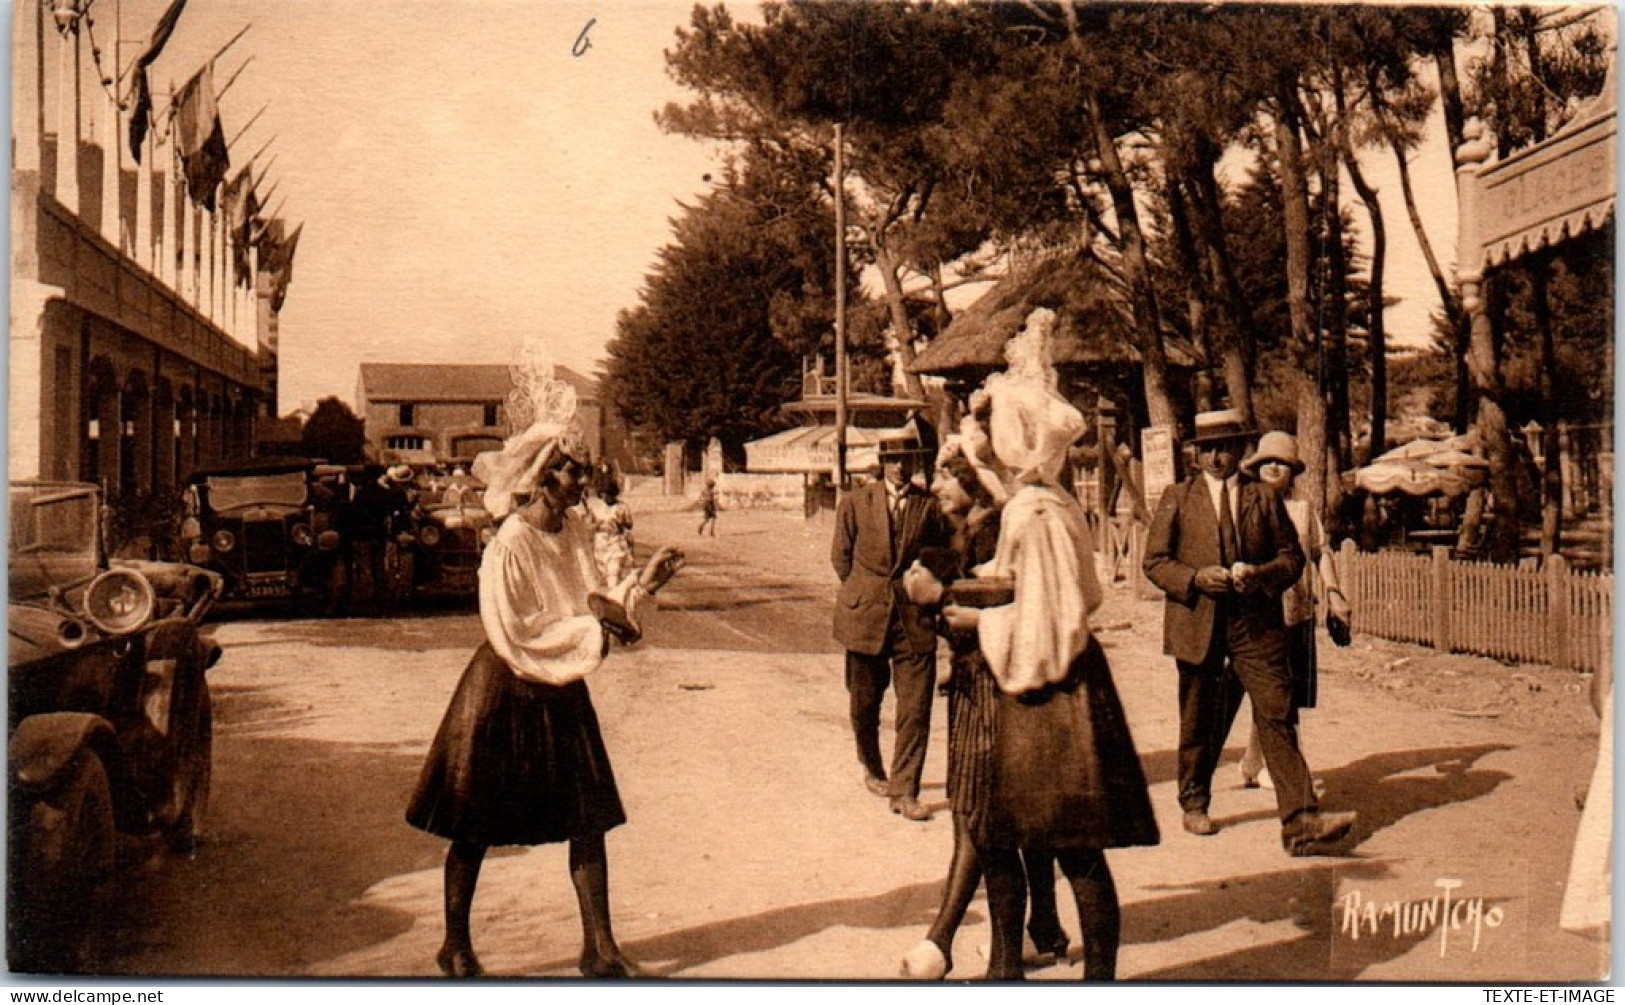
[981,847,1027,981]
[571,834,641,978]
[1056,848,1119,981]
[438,841,486,976]
[923,814,981,963]
[1022,850,1068,957]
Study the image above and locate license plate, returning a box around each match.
[245,582,291,598]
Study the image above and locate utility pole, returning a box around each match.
[833,122,848,496]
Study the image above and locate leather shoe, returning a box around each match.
[891,796,933,821]
[580,950,644,979]
[863,773,890,797]
[435,945,484,978]
[1285,810,1357,856]
[1182,809,1218,836]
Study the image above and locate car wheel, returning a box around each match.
[9,751,116,973]
[161,680,212,855]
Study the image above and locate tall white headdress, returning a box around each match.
[475,340,587,520]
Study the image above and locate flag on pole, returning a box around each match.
[127,0,189,164]
[176,65,230,211]
[268,223,302,312]
[223,164,259,287]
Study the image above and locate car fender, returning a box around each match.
[10,713,117,796]
[142,618,222,670]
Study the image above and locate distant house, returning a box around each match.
[356,363,603,467]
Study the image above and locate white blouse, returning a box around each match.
[478,509,609,686]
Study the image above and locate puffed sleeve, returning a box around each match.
[479,531,606,686]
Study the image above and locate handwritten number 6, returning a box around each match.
[573,19,595,57]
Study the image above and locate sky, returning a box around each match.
[18,0,1465,416]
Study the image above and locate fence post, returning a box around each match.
[1338,539,1357,625]
[1431,546,1452,654]
[1546,554,1572,670]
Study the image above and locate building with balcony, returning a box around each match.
[9,3,275,498]
[356,362,604,467]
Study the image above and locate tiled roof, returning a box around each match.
[359,362,597,403]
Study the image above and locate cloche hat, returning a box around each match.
[1241,430,1305,476]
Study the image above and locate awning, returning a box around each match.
[1458,70,1616,274]
[744,424,910,474]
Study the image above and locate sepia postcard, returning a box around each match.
[6,0,1615,988]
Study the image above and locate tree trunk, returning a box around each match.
[1320,137,1351,521]
[1433,48,1473,431]
[1530,253,1564,560]
[1187,140,1257,426]
[1467,274,1523,564]
[1273,84,1326,520]
[1343,146,1388,465]
[871,242,927,400]
[1165,176,1219,412]
[1086,90,1177,433]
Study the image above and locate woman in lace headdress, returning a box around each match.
[940,309,1159,980]
[406,346,682,979]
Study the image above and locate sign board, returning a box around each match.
[1141,425,1177,511]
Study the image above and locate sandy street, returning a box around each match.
[88,505,1609,982]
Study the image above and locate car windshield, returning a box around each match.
[205,472,308,510]
[9,485,99,598]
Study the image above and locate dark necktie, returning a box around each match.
[1218,481,1239,565]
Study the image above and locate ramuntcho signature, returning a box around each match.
[1336,878,1506,957]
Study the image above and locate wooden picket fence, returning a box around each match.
[1338,540,1613,673]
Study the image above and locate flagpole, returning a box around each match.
[227,102,267,149]
[217,55,253,101]
[251,150,278,185]
[149,24,251,122]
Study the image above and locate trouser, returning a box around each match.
[846,623,936,800]
[1176,614,1318,830]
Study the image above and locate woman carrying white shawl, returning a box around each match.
[942,310,1158,981]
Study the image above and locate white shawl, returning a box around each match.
[976,484,1102,695]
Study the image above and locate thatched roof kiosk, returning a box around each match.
[909,253,1200,450]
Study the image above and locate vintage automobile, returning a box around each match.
[179,458,343,609]
[403,477,494,598]
[8,482,222,972]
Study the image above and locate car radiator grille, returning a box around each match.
[242,519,290,572]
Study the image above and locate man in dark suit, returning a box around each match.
[1144,409,1357,855]
[831,429,949,822]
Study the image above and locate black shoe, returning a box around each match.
[1285,810,1357,856]
[436,945,484,978]
[580,950,644,979]
[863,773,890,797]
[1182,809,1218,836]
[891,796,933,821]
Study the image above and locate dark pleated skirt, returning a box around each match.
[406,643,626,846]
[946,647,997,828]
[971,637,1160,853]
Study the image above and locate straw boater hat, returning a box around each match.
[473,342,587,521]
[877,418,933,461]
[1189,408,1253,445]
[384,464,414,485]
[1240,430,1305,477]
[984,308,1085,485]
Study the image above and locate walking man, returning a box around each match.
[1143,409,1357,856]
[832,429,949,822]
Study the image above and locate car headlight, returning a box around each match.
[292,523,315,547]
[317,530,340,551]
[418,525,441,548]
[188,543,212,564]
[82,568,157,636]
[212,529,236,553]
[479,527,495,545]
